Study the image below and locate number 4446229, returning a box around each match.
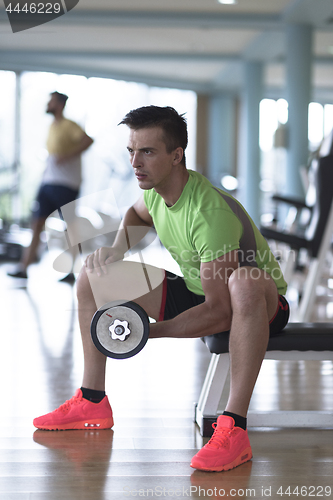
[5,3,61,14]
[277,485,332,496]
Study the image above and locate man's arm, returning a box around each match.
[57,132,94,163]
[149,250,239,339]
[111,195,153,255]
[85,194,153,274]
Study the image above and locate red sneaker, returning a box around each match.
[33,389,114,431]
[190,416,252,472]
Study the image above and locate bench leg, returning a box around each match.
[195,352,333,435]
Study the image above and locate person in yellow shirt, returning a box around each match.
[8,91,93,282]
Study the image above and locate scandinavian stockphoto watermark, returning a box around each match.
[3,0,79,33]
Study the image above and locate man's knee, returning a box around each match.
[228,267,267,306]
[228,267,278,317]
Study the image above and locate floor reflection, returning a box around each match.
[25,286,79,408]
[33,429,114,499]
[191,461,253,499]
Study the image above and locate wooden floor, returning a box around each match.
[1,253,333,500]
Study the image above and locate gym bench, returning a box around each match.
[195,323,333,436]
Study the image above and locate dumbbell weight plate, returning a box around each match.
[91,301,150,359]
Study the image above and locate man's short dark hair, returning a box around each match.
[51,91,68,106]
[119,105,188,165]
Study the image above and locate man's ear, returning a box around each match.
[173,147,184,166]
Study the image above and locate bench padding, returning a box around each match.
[202,322,333,354]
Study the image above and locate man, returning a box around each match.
[8,91,94,282]
[33,106,289,472]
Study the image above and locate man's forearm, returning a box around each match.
[112,206,152,255]
[149,300,231,339]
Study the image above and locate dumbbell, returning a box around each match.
[90,301,150,359]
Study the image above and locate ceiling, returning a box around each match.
[0,0,333,102]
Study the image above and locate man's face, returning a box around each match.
[46,94,63,115]
[127,127,178,191]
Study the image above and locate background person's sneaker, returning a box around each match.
[33,389,114,430]
[190,415,252,472]
[7,269,28,279]
[58,272,76,284]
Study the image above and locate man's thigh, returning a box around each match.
[85,260,165,320]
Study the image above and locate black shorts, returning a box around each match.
[159,270,290,336]
[32,184,79,219]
